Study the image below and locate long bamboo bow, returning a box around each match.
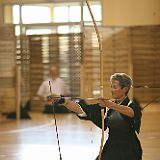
[85,1,104,159]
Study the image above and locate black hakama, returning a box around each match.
[78,97,142,160]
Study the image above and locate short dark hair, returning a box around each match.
[110,73,132,94]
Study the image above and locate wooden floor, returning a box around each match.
[0,106,160,160]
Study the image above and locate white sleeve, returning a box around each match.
[77,112,87,117]
[77,103,87,117]
[37,82,45,97]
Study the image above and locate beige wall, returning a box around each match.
[0,0,48,3]
[3,5,12,24]
[0,0,160,26]
[0,0,3,24]
[102,0,160,26]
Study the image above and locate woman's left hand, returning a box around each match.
[98,98,115,109]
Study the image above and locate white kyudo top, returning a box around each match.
[37,77,70,98]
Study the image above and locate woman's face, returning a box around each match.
[111,79,127,100]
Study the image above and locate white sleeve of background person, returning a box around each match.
[37,81,46,97]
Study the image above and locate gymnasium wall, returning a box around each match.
[0,0,160,25]
[102,0,160,25]
[0,25,17,113]
[83,25,160,103]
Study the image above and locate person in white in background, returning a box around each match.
[37,65,70,113]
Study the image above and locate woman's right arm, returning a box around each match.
[65,99,108,130]
[64,100,84,114]
[50,97,108,129]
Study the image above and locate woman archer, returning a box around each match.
[50,73,142,160]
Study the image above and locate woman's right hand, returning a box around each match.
[46,94,60,104]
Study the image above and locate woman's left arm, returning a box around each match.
[99,99,134,118]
